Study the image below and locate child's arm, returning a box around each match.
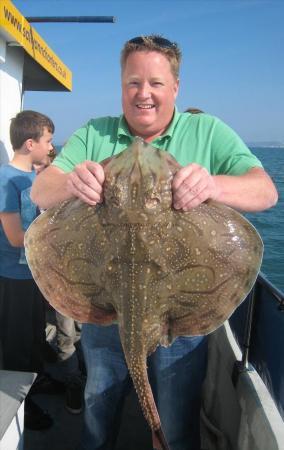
[0,212,25,247]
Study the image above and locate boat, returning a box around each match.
[0,2,71,448]
[22,274,284,450]
[202,272,284,450]
[0,0,72,166]
[0,2,283,449]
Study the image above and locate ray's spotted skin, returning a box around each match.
[25,138,263,450]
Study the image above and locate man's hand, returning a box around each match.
[172,163,219,210]
[66,161,105,206]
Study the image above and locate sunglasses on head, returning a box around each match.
[128,36,178,49]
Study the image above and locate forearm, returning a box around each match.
[31,161,105,209]
[31,166,73,209]
[9,230,25,247]
[0,212,25,247]
[213,168,278,212]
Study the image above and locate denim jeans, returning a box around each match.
[79,323,207,450]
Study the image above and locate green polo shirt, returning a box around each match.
[53,109,262,176]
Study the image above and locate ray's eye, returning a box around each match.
[144,192,161,209]
[145,198,160,209]
[108,195,121,208]
[105,184,126,207]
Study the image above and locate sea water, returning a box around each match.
[246,147,284,293]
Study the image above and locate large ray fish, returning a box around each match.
[25,137,263,450]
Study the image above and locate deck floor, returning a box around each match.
[24,385,152,450]
[24,310,152,450]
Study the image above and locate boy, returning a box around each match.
[0,110,55,429]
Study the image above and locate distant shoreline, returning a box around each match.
[249,146,284,149]
[247,144,284,149]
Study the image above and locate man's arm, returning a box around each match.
[212,167,278,211]
[0,212,25,246]
[31,161,105,209]
[172,165,278,212]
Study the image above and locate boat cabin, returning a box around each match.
[0,1,71,448]
[0,0,71,165]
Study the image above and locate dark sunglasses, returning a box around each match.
[128,36,178,49]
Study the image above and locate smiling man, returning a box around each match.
[121,49,179,141]
[31,35,278,450]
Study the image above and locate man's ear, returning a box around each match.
[25,138,34,152]
[174,78,179,99]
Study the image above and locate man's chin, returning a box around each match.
[132,117,157,129]
[130,123,154,134]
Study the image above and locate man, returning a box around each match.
[31,36,278,450]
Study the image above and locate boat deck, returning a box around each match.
[24,384,152,450]
[24,309,152,450]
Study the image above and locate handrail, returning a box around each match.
[257,272,284,310]
[232,271,284,385]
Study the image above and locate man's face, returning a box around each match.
[29,127,53,164]
[122,51,179,142]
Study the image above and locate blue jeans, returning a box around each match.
[79,324,207,450]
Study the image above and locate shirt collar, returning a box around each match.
[117,107,181,142]
[117,115,133,139]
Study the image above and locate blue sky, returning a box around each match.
[13,0,284,145]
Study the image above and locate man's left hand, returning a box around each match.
[172,163,219,210]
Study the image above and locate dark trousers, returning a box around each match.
[0,276,46,373]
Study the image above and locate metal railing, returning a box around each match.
[257,272,284,310]
[232,271,284,389]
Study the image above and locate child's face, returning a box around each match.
[31,127,54,164]
[33,155,51,174]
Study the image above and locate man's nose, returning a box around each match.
[137,82,151,98]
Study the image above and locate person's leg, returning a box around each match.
[149,336,208,450]
[54,312,86,414]
[79,324,131,450]
[55,311,80,376]
[31,287,47,372]
[0,277,5,369]
[0,277,53,429]
[1,277,44,372]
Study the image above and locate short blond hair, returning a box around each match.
[121,35,182,79]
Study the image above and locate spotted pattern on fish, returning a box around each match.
[25,137,263,450]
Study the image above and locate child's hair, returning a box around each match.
[184,108,204,114]
[10,110,55,150]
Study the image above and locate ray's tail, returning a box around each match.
[152,428,171,450]
[127,354,170,450]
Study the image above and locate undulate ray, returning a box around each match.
[25,137,263,450]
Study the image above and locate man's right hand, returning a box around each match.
[66,161,105,206]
